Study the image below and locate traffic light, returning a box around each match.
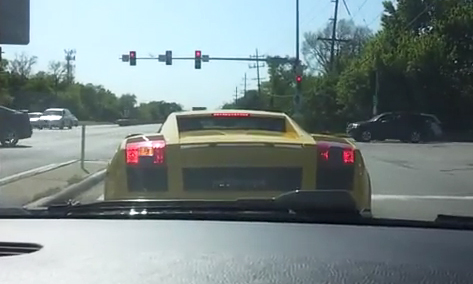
[296,75,302,91]
[195,50,201,69]
[165,50,172,65]
[129,51,136,66]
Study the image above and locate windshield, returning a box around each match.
[369,114,384,122]
[1,0,473,226]
[42,110,62,116]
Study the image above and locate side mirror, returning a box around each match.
[125,133,142,139]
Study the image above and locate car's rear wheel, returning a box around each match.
[360,130,372,142]
[1,129,19,147]
[410,131,421,143]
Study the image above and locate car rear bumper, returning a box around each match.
[104,149,372,213]
[40,120,63,128]
[17,125,32,139]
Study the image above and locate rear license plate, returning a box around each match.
[139,147,153,156]
[212,179,267,189]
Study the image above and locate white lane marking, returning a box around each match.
[373,194,473,201]
[0,160,77,186]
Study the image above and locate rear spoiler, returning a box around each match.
[311,133,354,147]
[180,141,304,149]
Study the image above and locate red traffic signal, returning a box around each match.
[129,51,136,66]
[296,75,302,83]
[195,50,201,58]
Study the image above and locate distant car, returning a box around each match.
[39,108,76,129]
[104,109,372,217]
[0,106,33,147]
[28,112,43,129]
[346,112,443,143]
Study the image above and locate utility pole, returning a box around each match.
[329,0,339,69]
[373,55,380,116]
[64,49,76,85]
[243,73,247,95]
[317,0,350,72]
[234,86,238,104]
[249,48,265,96]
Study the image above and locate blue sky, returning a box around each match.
[3,0,384,110]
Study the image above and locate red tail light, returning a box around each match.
[343,149,355,164]
[317,142,355,165]
[126,140,166,165]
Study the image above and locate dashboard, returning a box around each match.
[1,219,473,283]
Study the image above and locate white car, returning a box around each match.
[39,108,76,129]
[28,112,43,129]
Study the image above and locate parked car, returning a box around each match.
[39,108,77,129]
[346,112,443,143]
[28,112,43,129]
[0,106,33,147]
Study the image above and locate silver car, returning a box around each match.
[39,108,76,129]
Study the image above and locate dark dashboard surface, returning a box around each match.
[1,219,473,283]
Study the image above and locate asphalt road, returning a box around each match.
[357,141,473,197]
[0,124,160,179]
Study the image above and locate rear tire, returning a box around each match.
[1,129,19,147]
[410,131,421,143]
[360,130,372,142]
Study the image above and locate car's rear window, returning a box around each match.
[177,115,286,132]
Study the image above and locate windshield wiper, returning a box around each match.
[0,207,35,217]
[44,190,362,218]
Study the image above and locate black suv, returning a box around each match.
[346,112,443,143]
[0,106,33,147]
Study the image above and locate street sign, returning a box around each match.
[0,0,30,45]
[202,55,209,62]
[121,54,130,62]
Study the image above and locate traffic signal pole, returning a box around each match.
[293,0,303,123]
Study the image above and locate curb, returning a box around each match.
[0,160,78,187]
[24,169,107,209]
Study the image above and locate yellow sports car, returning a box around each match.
[104,109,372,215]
